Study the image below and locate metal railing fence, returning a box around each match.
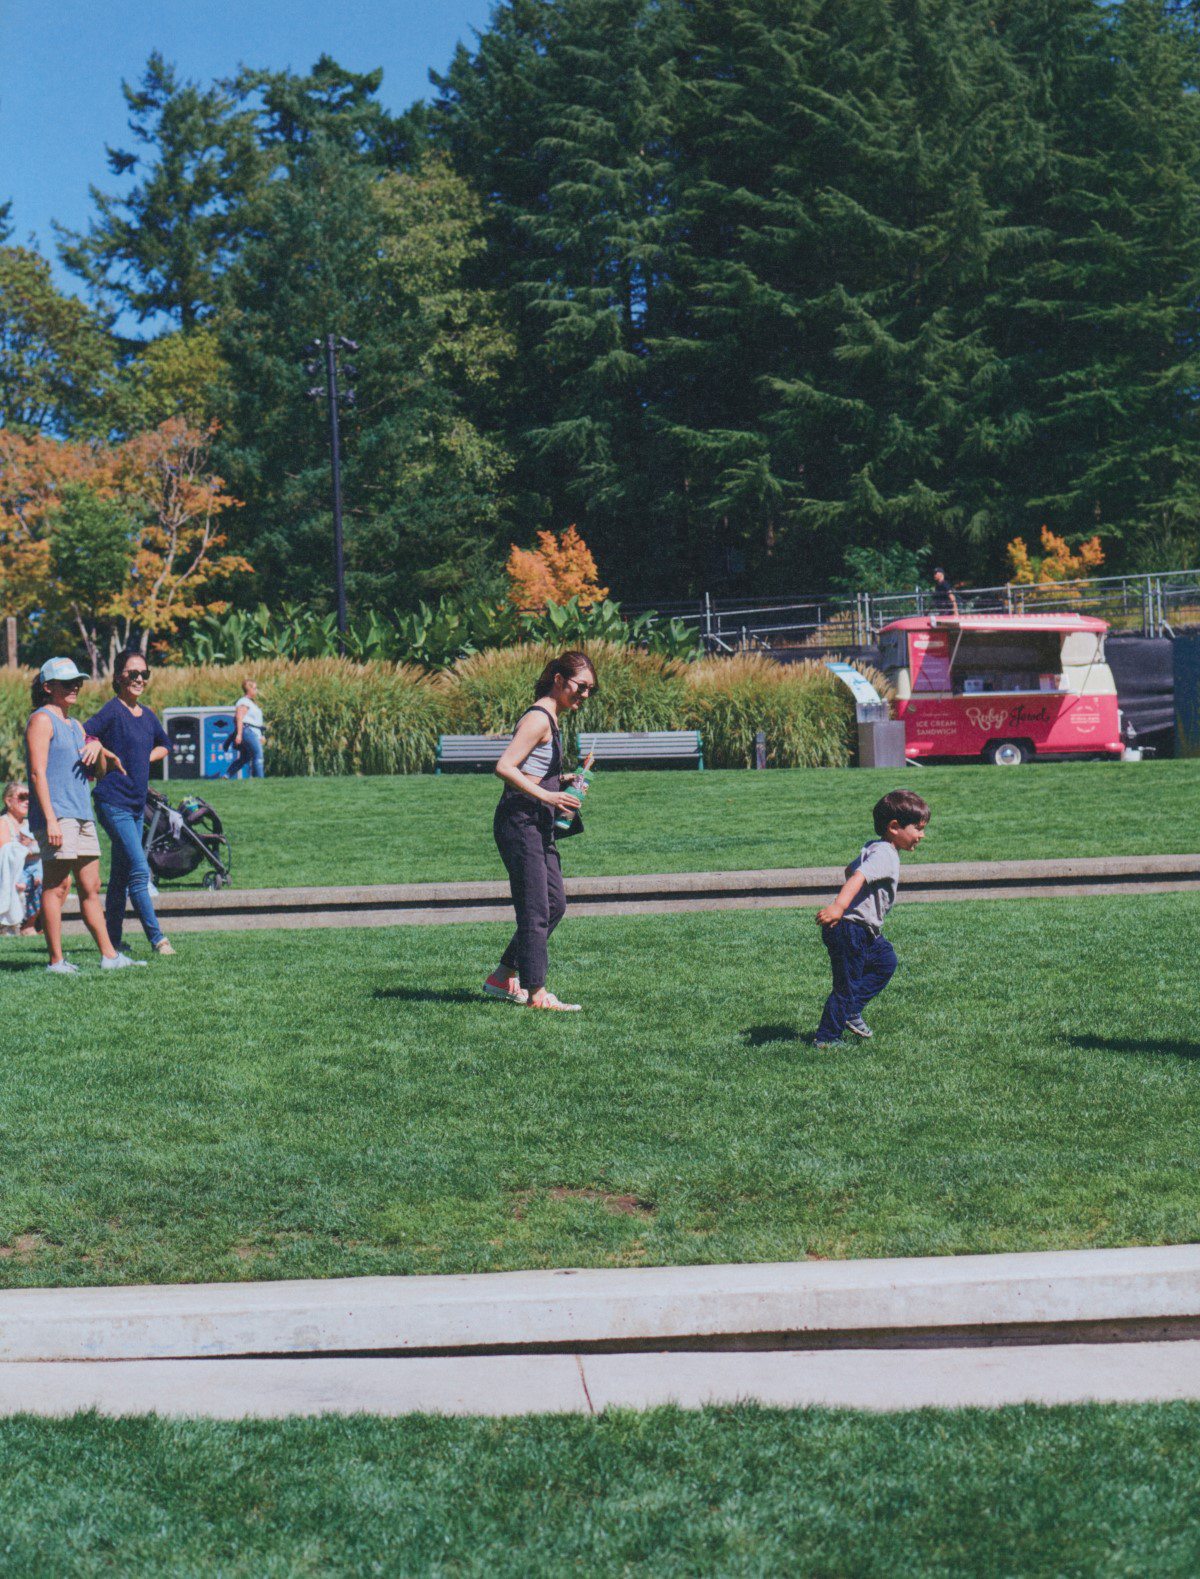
[629,569,1200,651]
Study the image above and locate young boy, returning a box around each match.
[813,789,930,1048]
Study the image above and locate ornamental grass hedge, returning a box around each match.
[0,647,884,778]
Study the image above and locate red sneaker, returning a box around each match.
[483,971,528,1005]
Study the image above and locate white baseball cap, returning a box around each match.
[39,657,88,684]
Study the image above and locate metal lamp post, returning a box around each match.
[305,335,358,655]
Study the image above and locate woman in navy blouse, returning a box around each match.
[86,650,175,957]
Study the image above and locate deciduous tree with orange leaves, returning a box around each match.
[1007,527,1105,587]
[506,525,608,612]
[0,419,250,668]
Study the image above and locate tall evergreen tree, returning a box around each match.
[57,53,264,330]
[1001,0,1200,568]
[435,0,691,592]
[217,142,512,608]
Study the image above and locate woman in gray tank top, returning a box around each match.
[487,650,597,1010]
[25,657,143,975]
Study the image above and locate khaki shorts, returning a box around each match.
[39,818,101,864]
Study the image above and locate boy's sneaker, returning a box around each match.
[101,953,147,971]
[154,940,177,957]
[846,1016,873,1039]
[483,971,528,1005]
[46,959,79,976]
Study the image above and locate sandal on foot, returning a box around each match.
[526,989,581,1011]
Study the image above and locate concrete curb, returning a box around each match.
[2,1344,1200,1418]
[2,1245,1198,1363]
[61,854,1200,933]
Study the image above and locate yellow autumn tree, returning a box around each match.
[99,418,251,656]
[506,524,609,612]
[1007,526,1105,586]
[0,430,96,616]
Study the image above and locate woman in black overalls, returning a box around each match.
[485,650,597,1011]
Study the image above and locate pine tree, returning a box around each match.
[435,0,690,592]
[217,142,512,609]
[1001,0,1200,568]
[57,53,263,330]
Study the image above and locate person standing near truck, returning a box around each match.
[931,568,959,616]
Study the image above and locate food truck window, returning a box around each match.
[879,630,906,673]
[951,631,1063,693]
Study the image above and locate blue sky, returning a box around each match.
[0,0,493,297]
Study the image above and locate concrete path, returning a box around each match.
[1,1245,1198,1362]
[1,1245,1198,1417]
[3,1343,1200,1418]
[62,853,1200,934]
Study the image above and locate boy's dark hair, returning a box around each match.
[873,789,930,836]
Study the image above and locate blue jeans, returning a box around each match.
[226,729,264,778]
[96,801,164,950]
[816,921,897,1043]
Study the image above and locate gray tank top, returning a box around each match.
[516,706,558,780]
[27,708,92,828]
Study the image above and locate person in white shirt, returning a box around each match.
[225,678,266,779]
[0,781,39,935]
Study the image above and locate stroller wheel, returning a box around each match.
[202,872,221,891]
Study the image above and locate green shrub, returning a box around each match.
[0,660,447,780]
[447,642,690,758]
[684,655,888,769]
[0,648,880,781]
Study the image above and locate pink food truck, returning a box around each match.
[878,613,1124,765]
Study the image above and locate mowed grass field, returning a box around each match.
[5,1404,1200,1575]
[158,758,1200,889]
[1,893,1197,1286]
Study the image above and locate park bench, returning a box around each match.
[435,735,510,773]
[578,730,704,770]
[436,729,705,771]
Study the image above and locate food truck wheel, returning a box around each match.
[985,739,1030,767]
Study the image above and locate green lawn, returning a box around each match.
[4,1404,1200,1575]
[1,893,1197,1286]
[152,758,1200,889]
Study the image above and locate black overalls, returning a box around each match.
[493,705,566,995]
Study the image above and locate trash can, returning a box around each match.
[857,718,907,768]
[162,707,250,779]
[164,714,201,779]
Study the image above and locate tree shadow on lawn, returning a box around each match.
[0,959,47,972]
[1071,1035,1200,1061]
[743,1024,802,1047]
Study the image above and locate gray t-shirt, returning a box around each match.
[842,839,901,932]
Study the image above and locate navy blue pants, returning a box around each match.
[816,920,897,1043]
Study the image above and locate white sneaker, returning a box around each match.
[46,959,79,976]
[154,940,176,957]
[101,953,147,970]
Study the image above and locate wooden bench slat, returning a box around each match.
[437,729,703,771]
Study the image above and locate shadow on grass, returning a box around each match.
[1072,1035,1200,1060]
[373,986,488,1007]
[0,959,44,972]
[743,1024,801,1047]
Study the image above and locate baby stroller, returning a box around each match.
[142,789,233,890]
